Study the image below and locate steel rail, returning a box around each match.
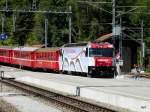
[0,78,117,112]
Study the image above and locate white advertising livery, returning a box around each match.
[59,42,116,77]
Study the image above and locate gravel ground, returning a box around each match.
[0,82,80,112]
[1,65,150,112]
[0,82,22,112]
[0,99,21,112]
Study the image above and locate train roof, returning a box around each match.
[0,46,60,52]
[63,43,88,47]
[13,47,39,51]
[36,47,59,52]
[90,42,113,48]
[62,42,113,48]
[0,46,14,50]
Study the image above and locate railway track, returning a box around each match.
[0,78,118,112]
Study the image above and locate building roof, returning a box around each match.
[95,33,141,45]
[95,33,112,42]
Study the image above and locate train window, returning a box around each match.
[41,53,42,59]
[0,50,3,55]
[37,52,47,60]
[36,53,39,59]
[36,53,38,59]
[46,53,48,59]
[42,53,44,60]
[51,52,54,60]
[45,52,47,60]
[38,53,41,59]
[0,50,7,56]
[46,53,47,59]
[50,52,52,60]
[53,53,56,60]
[51,52,55,60]
[48,53,50,60]
[51,52,53,60]
[27,52,30,59]
[50,53,52,60]
[39,53,42,59]
[15,52,20,57]
[44,52,46,60]
[89,48,113,57]
[37,53,41,60]
[85,48,88,57]
[48,52,52,60]
[21,52,30,59]
[27,53,29,59]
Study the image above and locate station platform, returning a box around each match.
[1,66,150,112]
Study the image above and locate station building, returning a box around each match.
[97,33,141,73]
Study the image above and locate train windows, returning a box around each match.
[36,52,47,60]
[51,52,56,60]
[0,50,7,56]
[14,52,20,58]
[47,52,56,60]
[36,51,57,61]
[21,52,30,59]
[12,51,31,59]
[89,48,113,57]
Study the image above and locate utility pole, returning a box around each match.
[112,0,116,66]
[45,19,48,48]
[112,0,116,35]
[1,16,4,34]
[5,0,8,10]
[140,20,144,67]
[69,6,72,43]
[13,14,16,32]
[32,0,37,10]
[119,12,122,60]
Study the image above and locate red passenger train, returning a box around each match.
[0,42,116,77]
[0,46,60,71]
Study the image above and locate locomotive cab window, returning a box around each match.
[89,48,113,57]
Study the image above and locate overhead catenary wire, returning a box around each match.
[77,1,112,4]
[0,2,72,44]
[0,9,72,14]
